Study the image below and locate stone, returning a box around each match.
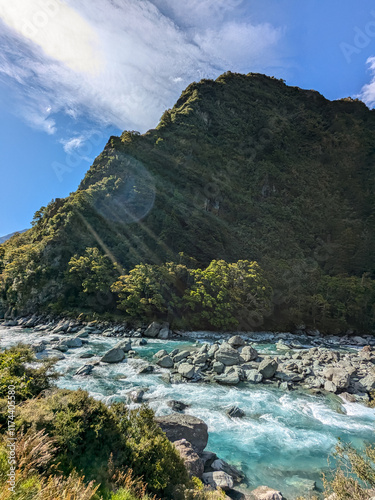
[79,353,94,359]
[249,485,285,499]
[53,343,68,352]
[258,358,278,379]
[31,342,46,353]
[226,406,245,418]
[213,361,225,374]
[208,344,219,357]
[128,388,145,403]
[210,458,245,484]
[138,364,154,374]
[158,327,170,339]
[324,380,337,393]
[64,337,83,348]
[173,350,191,362]
[202,471,234,491]
[101,347,125,363]
[75,328,90,338]
[174,439,204,478]
[115,341,132,352]
[201,451,217,466]
[276,341,291,351]
[323,367,351,390]
[215,372,240,385]
[192,353,208,365]
[215,342,240,366]
[246,370,263,383]
[154,349,168,359]
[132,338,147,346]
[155,414,208,454]
[75,364,94,376]
[157,355,174,368]
[178,363,195,379]
[285,476,316,492]
[359,374,375,392]
[167,400,189,412]
[239,345,258,362]
[144,321,161,338]
[228,335,245,348]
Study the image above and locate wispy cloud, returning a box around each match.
[0,0,285,134]
[359,56,375,107]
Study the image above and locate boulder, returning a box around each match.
[128,388,145,403]
[215,343,240,366]
[153,349,168,359]
[138,364,154,374]
[178,363,195,379]
[174,439,204,478]
[115,340,132,352]
[324,380,337,393]
[359,374,375,392]
[155,414,208,454]
[249,486,285,500]
[75,328,90,338]
[31,341,46,353]
[53,343,68,352]
[240,345,258,362]
[258,358,278,379]
[64,337,83,348]
[75,364,94,376]
[208,344,219,357]
[226,406,245,418]
[215,371,240,385]
[157,355,174,368]
[158,327,170,339]
[323,367,351,390]
[213,361,225,374]
[202,471,234,491]
[246,370,263,383]
[101,347,125,363]
[144,322,161,338]
[228,335,245,348]
[173,350,191,363]
[167,400,189,412]
[210,458,245,484]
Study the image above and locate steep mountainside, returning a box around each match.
[1,72,374,331]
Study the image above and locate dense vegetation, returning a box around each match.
[0,72,374,333]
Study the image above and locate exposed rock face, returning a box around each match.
[178,363,195,379]
[158,326,170,339]
[155,414,208,454]
[143,322,161,338]
[157,355,174,368]
[240,345,259,362]
[101,347,125,363]
[174,439,204,478]
[246,369,263,383]
[202,471,234,490]
[210,458,245,483]
[258,358,278,379]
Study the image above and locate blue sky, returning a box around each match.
[1,0,375,236]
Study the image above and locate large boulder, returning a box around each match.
[178,363,195,379]
[202,471,234,491]
[359,373,375,392]
[228,335,245,348]
[246,369,263,383]
[155,414,208,454]
[215,343,240,366]
[323,367,350,390]
[101,347,125,363]
[174,439,204,478]
[157,355,174,368]
[210,458,245,484]
[158,326,170,339]
[258,358,278,379]
[144,321,161,338]
[115,340,132,352]
[215,371,240,385]
[75,364,94,376]
[173,350,191,362]
[240,345,258,362]
[64,337,83,348]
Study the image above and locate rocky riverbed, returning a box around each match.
[1,315,375,499]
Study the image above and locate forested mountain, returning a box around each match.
[1,72,374,332]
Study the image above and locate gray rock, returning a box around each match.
[75,328,90,338]
[144,321,161,338]
[174,439,204,478]
[167,400,189,412]
[158,327,170,339]
[249,485,285,499]
[64,337,83,348]
[215,371,240,385]
[173,350,191,363]
[323,367,351,390]
[202,471,234,491]
[228,335,245,348]
[324,380,337,393]
[154,349,168,359]
[239,345,258,362]
[213,361,225,374]
[178,363,195,379]
[226,406,245,418]
[157,355,174,368]
[155,414,208,454]
[31,341,46,353]
[246,369,263,383]
[101,347,125,363]
[210,458,245,484]
[258,358,278,379]
[208,344,219,357]
[215,342,240,366]
[128,388,145,402]
[75,364,94,376]
[115,340,132,352]
[53,343,68,352]
[132,338,147,346]
[138,364,154,374]
[201,451,217,466]
[359,373,375,392]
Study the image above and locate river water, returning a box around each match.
[1,325,374,499]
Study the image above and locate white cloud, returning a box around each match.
[0,0,285,134]
[359,56,375,107]
[60,135,86,153]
